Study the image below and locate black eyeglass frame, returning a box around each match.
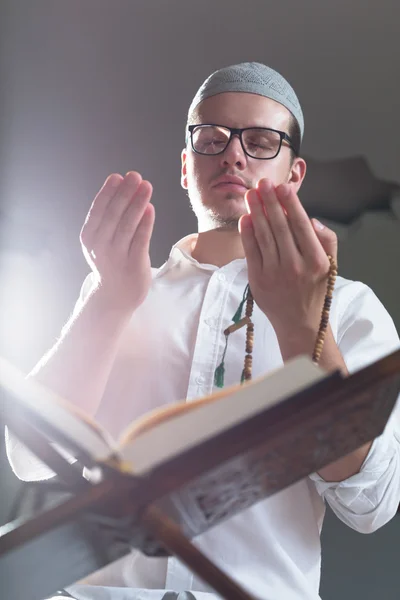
[187,124,298,159]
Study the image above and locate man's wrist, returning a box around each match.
[87,284,138,322]
[275,323,348,375]
[274,324,318,362]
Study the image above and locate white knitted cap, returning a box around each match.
[188,62,304,141]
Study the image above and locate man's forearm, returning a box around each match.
[30,286,133,416]
[277,324,372,482]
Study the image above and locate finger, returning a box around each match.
[257,179,299,266]
[276,184,324,264]
[312,219,338,263]
[129,202,155,259]
[100,171,143,241]
[245,187,278,267]
[239,214,263,275]
[81,174,123,243]
[115,180,153,250]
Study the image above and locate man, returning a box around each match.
[6,62,400,600]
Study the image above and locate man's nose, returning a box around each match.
[220,134,246,168]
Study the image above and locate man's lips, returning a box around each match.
[212,176,249,191]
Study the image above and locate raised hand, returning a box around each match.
[239,178,337,341]
[80,171,155,312]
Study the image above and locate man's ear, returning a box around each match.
[288,157,307,193]
[181,149,188,190]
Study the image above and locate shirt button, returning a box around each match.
[204,317,217,329]
[217,273,226,282]
[196,376,206,385]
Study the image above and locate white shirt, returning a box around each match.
[7,234,400,600]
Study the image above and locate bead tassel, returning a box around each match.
[214,334,229,388]
[214,285,251,388]
[232,284,250,324]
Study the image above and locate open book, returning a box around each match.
[4,353,333,475]
[1,349,400,600]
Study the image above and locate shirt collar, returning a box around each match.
[154,233,247,279]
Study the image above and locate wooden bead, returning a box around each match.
[311,256,337,364]
[241,257,337,380]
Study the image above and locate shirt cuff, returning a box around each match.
[309,421,400,532]
[309,432,389,498]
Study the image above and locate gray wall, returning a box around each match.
[0,2,399,599]
[320,506,400,599]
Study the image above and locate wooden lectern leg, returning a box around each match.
[143,506,256,600]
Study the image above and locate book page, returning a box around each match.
[0,357,116,462]
[118,355,328,474]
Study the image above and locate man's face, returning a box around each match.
[181,92,301,230]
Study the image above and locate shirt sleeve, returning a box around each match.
[61,271,97,332]
[309,283,400,533]
[5,272,96,482]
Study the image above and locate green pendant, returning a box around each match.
[214,362,225,388]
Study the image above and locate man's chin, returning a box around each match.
[190,193,248,229]
[209,190,247,209]
[205,205,246,229]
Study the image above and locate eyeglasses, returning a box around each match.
[187,124,297,160]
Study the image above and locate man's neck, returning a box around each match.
[191,229,246,268]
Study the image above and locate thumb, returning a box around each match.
[312,219,338,262]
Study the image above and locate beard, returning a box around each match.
[203,206,243,230]
[188,189,248,231]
